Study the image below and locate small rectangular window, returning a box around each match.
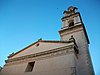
[25,61,35,72]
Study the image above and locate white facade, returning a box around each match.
[0,6,94,75]
[1,41,78,75]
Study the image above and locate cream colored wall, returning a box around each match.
[10,42,72,59]
[1,53,77,75]
[62,14,81,28]
[74,16,81,24]
[60,27,93,75]
[62,20,68,28]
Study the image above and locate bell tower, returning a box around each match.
[61,6,80,28]
[59,6,88,42]
[59,6,94,75]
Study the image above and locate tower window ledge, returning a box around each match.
[74,22,82,26]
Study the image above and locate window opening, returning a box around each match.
[25,61,35,72]
[36,43,39,47]
[69,20,74,27]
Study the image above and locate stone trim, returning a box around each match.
[5,45,76,66]
[61,12,80,20]
[8,40,73,58]
[59,24,83,34]
[60,28,83,37]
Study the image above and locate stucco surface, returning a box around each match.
[1,53,76,75]
[10,42,72,59]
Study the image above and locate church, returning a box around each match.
[0,6,94,75]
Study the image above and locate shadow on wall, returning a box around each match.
[0,66,3,71]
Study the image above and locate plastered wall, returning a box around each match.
[1,53,76,75]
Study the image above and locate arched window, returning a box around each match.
[68,20,74,27]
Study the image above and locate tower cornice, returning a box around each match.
[59,24,90,44]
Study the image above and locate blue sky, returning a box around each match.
[0,0,100,75]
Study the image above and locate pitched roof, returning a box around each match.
[8,38,73,58]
